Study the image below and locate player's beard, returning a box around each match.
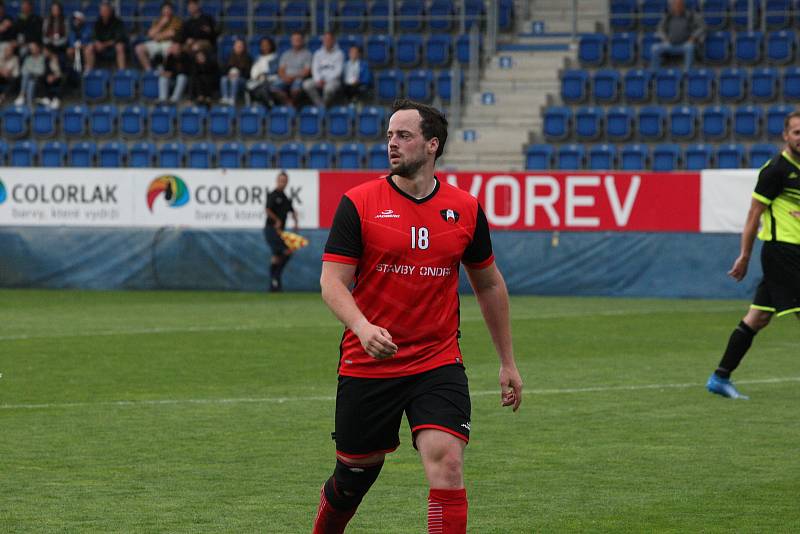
[390,153,426,178]
[788,143,800,161]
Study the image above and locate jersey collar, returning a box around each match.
[781,150,800,171]
[385,175,440,204]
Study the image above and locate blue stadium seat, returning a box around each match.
[751,67,779,101]
[543,106,572,142]
[429,0,454,31]
[498,0,514,31]
[357,106,387,138]
[40,140,67,167]
[396,34,423,68]
[89,105,117,137]
[32,106,58,137]
[463,0,486,30]
[610,32,637,66]
[0,139,7,165]
[606,106,634,141]
[670,106,698,140]
[368,0,390,31]
[218,142,245,168]
[368,143,389,169]
[638,106,667,140]
[436,69,462,103]
[734,105,763,139]
[309,142,336,169]
[765,0,792,29]
[407,69,434,102]
[654,68,682,103]
[239,105,267,138]
[587,144,617,170]
[366,34,393,68]
[593,69,621,104]
[619,144,649,170]
[225,2,248,33]
[575,106,603,141]
[652,143,681,171]
[141,0,163,25]
[340,0,368,32]
[623,69,652,103]
[525,144,554,170]
[326,106,356,139]
[120,105,146,138]
[277,142,306,168]
[150,105,177,138]
[578,34,608,67]
[2,105,30,138]
[719,67,747,102]
[766,104,794,137]
[426,34,452,68]
[83,69,110,101]
[732,0,759,29]
[338,142,367,169]
[248,142,276,168]
[218,34,239,64]
[734,31,764,64]
[141,70,159,101]
[376,69,405,102]
[338,34,365,55]
[159,142,186,168]
[750,143,779,168]
[129,142,156,167]
[783,66,800,100]
[685,143,714,170]
[556,144,585,170]
[398,0,425,32]
[254,1,280,33]
[308,35,323,54]
[98,141,126,167]
[702,0,729,30]
[268,106,297,138]
[69,141,97,167]
[209,105,235,137]
[11,140,37,166]
[112,69,139,100]
[702,105,731,140]
[62,105,88,138]
[703,31,731,64]
[188,142,215,168]
[561,69,590,104]
[766,30,796,64]
[283,0,310,32]
[298,106,326,139]
[640,32,661,65]
[610,0,637,31]
[717,143,746,168]
[456,33,482,64]
[686,68,715,102]
[640,0,666,31]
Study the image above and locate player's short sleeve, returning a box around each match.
[753,163,783,205]
[462,204,494,269]
[266,191,277,211]
[323,195,362,264]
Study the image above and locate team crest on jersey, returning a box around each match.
[440,209,459,224]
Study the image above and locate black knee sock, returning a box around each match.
[276,254,291,279]
[715,321,756,379]
[270,261,278,280]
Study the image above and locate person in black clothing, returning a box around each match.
[84,1,127,71]
[264,171,299,292]
[181,0,216,54]
[190,47,218,105]
[158,41,190,103]
[0,2,17,59]
[15,0,42,56]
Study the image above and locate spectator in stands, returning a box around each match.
[0,41,19,104]
[246,36,278,107]
[158,40,190,103]
[42,2,67,57]
[650,0,705,71]
[219,37,251,106]
[66,11,90,74]
[15,0,42,56]
[84,2,128,71]
[15,40,44,105]
[0,2,16,61]
[38,45,62,108]
[190,48,218,106]
[135,1,181,71]
[272,31,311,107]
[302,31,343,108]
[341,45,371,103]
[181,0,216,54]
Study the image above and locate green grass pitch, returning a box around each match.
[1,289,798,533]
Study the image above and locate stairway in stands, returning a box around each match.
[440,0,607,171]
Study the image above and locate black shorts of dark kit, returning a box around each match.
[751,241,800,317]
[263,225,288,256]
[333,364,472,459]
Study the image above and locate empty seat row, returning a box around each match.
[562,65,800,104]
[543,103,795,142]
[0,140,391,170]
[579,30,798,67]
[525,142,779,171]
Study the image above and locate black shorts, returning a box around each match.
[333,364,471,459]
[263,225,288,255]
[752,241,800,317]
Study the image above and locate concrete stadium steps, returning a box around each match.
[526,0,607,34]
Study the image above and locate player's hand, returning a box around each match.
[727,254,750,281]
[353,320,398,360]
[499,364,523,412]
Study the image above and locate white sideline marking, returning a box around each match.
[2,377,798,411]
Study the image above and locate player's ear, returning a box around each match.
[428,137,439,155]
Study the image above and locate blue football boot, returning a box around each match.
[706,373,750,400]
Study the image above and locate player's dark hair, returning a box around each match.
[391,98,448,160]
[784,111,800,131]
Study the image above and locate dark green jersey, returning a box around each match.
[753,151,800,245]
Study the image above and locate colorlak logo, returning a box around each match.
[0,179,6,204]
[147,175,189,212]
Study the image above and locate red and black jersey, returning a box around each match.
[323,175,494,379]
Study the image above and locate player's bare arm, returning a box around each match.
[465,263,523,411]
[320,261,398,359]
[729,198,767,281]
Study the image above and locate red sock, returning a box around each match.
[312,485,357,534]
[428,488,467,534]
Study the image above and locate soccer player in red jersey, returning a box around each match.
[312,99,524,534]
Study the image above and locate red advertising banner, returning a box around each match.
[318,171,701,232]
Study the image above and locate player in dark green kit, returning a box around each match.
[707,111,800,399]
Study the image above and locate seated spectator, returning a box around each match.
[341,45,371,103]
[219,37,251,106]
[246,36,278,107]
[271,31,311,107]
[84,2,128,71]
[0,2,16,60]
[190,47,218,105]
[15,40,44,105]
[42,2,67,57]
[66,11,91,74]
[0,41,19,104]
[181,0,216,54]
[302,31,343,108]
[135,2,181,71]
[651,0,705,71]
[15,0,42,56]
[158,41,190,103]
[38,45,62,108]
